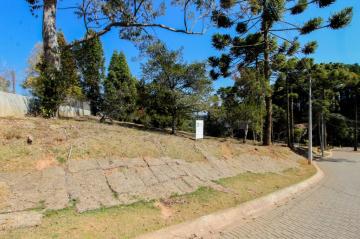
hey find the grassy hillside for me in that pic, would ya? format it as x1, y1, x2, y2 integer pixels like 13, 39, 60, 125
0, 117, 295, 172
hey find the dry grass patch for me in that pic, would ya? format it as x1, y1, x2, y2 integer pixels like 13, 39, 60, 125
1, 117, 295, 172
0, 159, 315, 239
0, 182, 9, 210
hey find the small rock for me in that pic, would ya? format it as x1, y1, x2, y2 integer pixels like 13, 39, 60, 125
27, 135, 33, 145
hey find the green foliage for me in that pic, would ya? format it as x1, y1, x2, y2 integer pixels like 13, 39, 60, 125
211, 10, 233, 28
57, 33, 83, 100
74, 31, 105, 115
329, 7, 353, 29
316, 0, 336, 8
287, 40, 300, 55
23, 33, 82, 117
212, 34, 232, 50
263, 0, 286, 23
139, 42, 212, 133
327, 113, 353, 146
206, 68, 265, 138
102, 51, 137, 121
209, 0, 352, 83
235, 23, 247, 34
301, 17, 323, 34
220, 0, 236, 9
302, 41, 318, 54
0, 76, 10, 92
293, 128, 303, 143
291, 0, 308, 15
273, 61, 360, 147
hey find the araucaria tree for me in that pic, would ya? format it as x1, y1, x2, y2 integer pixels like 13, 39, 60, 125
209, 0, 353, 145
140, 42, 212, 134
74, 31, 105, 115
103, 51, 137, 121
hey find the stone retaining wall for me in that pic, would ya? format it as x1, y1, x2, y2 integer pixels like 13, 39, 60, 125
0, 155, 297, 214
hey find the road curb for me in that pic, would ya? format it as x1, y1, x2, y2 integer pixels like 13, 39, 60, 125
136, 162, 325, 239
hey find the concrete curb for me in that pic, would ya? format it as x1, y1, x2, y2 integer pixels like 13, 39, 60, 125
136, 162, 324, 239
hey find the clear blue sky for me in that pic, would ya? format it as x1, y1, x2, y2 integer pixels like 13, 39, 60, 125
0, 0, 359, 95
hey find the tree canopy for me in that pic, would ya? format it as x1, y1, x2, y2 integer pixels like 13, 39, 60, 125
139, 42, 212, 134
209, 0, 353, 145
102, 51, 137, 121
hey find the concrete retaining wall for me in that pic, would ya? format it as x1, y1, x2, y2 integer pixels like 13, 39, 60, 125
0, 91, 91, 118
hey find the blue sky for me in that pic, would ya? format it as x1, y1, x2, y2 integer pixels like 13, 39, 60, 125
0, 0, 359, 95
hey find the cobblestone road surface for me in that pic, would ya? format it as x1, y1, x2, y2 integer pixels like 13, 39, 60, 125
216, 149, 360, 239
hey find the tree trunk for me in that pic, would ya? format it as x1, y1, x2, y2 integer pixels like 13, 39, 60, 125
243, 123, 249, 143
290, 87, 295, 147
320, 112, 325, 157
355, 93, 358, 151
286, 76, 291, 148
171, 113, 176, 135
262, 18, 272, 146
324, 119, 327, 149
43, 0, 60, 70
318, 116, 321, 147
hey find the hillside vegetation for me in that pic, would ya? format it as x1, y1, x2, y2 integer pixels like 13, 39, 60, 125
0, 116, 295, 172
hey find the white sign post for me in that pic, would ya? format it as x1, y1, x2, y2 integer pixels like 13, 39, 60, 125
195, 120, 204, 140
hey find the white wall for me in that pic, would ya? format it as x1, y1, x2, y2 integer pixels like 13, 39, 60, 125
0, 91, 91, 118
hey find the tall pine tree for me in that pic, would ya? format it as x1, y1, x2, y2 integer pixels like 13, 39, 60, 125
74, 31, 105, 115
57, 33, 82, 101
103, 51, 137, 121
209, 0, 353, 145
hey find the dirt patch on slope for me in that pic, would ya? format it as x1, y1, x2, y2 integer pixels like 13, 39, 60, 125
0, 117, 295, 172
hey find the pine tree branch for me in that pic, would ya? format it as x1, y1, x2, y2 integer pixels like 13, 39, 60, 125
284, 0, 317, 12
232, 41, 264, 48
270, 27, 300, 32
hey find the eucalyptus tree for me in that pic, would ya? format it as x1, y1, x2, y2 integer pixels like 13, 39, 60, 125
311, 64, 335, 154
273, 58, 300, 148
25, 0, 214, 73
209, 0, 353, 145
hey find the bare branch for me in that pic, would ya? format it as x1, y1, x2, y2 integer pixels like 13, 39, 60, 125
184, 0, 191, 32
68, 21, 205, 47
269, 32, 293, 44
134, 0, 145, 16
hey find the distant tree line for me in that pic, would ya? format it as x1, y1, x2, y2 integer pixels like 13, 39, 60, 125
272, 61, 360, 150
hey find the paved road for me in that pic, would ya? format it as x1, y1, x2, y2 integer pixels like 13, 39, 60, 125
216, 149, 360, 239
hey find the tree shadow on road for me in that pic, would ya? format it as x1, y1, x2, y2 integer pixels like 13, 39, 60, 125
292, 147, 357, 163
319, 157, 357, 163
